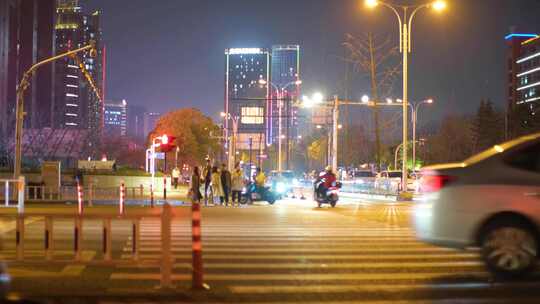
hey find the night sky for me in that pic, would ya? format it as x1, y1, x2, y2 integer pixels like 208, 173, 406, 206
84, 0, 540, 124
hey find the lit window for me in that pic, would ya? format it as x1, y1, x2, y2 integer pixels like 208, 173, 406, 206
241, 107, 264, 124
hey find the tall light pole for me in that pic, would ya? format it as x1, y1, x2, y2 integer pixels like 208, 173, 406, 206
221, 112, 239, 171
365, 0, 446, 194
331, 96, 339, 171
14, 42, 97, 178
259, 79, 302, 172
411, 99, 433, 170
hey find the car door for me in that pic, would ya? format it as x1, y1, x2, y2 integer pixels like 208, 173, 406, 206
500, 141, 540, 222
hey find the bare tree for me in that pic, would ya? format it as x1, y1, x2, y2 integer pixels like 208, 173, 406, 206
343, 33, 401, 170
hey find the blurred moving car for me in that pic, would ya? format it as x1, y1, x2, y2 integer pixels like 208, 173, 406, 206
267, 170, 298, 197
414, 133, 540, 277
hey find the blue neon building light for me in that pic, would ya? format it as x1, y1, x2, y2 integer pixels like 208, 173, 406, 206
505, 33, 538, 40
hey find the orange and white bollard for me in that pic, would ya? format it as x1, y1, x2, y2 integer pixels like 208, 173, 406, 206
163, 176, 167, 200
77, 180, 84, 215
119, 181, 125, 215
191, 199, 205, 289
150, 184, 154, 208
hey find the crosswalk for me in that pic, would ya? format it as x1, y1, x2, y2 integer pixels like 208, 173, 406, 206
108, 204, 540, 303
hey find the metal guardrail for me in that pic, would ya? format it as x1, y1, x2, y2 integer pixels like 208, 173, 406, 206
0, 205, 176, 288
0, 177, 25, 212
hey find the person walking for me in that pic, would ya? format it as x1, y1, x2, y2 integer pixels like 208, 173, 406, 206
210, 166, 223, 205
189, 166, 203, 203
231, 162, 244, 206
202, 159, 212, 205
172, 167, 180, 189
220, 163, 232, 206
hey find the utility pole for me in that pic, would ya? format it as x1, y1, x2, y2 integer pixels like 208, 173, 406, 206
368, 33, 382, 171
332, 96, 339, 171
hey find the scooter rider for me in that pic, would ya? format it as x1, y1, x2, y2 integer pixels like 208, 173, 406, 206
254, 167, 266, 191
316, 166, 336, 198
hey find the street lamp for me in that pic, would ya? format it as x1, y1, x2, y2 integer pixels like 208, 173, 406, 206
220, 111, 239, 171
14, 41, 98, 178
365, 0, 446, 195
259, 79, 302, 172
395, 98, 434, 170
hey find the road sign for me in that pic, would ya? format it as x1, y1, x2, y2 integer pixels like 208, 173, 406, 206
256, 154, 268, 159
154, 152, 165, 160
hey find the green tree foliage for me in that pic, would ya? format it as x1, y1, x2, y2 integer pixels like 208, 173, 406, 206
424, 115, 475, 165
307, 137, 327, 169
471, 99, 504, 153
149, 108, 221, 166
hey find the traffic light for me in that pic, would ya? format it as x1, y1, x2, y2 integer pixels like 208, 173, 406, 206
159, 134, 176, 152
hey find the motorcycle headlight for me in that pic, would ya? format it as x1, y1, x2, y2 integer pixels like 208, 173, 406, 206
241, 187, 247, 194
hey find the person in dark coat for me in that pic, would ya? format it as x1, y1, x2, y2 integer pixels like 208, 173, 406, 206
220, 163, 232, 206
190, 166, 203, 203
202, 159, 212, 205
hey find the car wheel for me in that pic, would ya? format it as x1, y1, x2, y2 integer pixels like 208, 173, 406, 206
480, 220, 538, 277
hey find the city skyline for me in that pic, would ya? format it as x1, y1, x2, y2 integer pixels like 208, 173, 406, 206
84, 0, 540, 124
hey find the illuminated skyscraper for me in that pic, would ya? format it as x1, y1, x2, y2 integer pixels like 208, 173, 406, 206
270, 45, 300, 168
225, 48, 270, 153
506, 32, 540, 136
53, 0, 103, 136
104, 100, 128, 138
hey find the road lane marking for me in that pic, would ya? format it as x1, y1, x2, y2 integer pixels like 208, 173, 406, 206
110, 271, 489, 281
115, 260, 483, 269
228, 282, 540, 294
135, 247, 467, 253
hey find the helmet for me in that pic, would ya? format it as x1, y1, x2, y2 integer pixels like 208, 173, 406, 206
325, 166, 332, 172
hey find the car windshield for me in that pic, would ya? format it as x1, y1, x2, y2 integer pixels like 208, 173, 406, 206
388, 172, 402, 178
280, 172, 295, 179
354, 171, 374, 177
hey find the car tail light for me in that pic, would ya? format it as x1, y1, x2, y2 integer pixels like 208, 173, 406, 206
422, 175, 455, 193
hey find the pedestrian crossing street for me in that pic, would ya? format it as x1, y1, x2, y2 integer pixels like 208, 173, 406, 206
109, 203, 540, 303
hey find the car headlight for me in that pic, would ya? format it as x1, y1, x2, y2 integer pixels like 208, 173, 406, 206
276, 182, 286, 193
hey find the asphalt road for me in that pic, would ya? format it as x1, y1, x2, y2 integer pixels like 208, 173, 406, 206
1, 196, 540, 303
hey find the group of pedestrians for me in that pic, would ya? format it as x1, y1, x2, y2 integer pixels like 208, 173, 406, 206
189, 159, 245, 206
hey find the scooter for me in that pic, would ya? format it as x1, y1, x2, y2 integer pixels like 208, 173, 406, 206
314, 180, 341, 208
240, 182, 277, 205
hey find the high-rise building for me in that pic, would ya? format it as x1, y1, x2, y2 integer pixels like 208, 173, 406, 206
127, 104, 146, 141
271, 45, 300, 168
53, 0, 103, 136
0, 0, 56, 138
225, 48, 270, 153
143, 112, 161, 139
0, 0, 18, 140
104, 100, 127, 138
506, 32, 540, 136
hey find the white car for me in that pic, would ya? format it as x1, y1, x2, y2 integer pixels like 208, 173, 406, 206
375, 171, 402, 193
414, 133, 540, 277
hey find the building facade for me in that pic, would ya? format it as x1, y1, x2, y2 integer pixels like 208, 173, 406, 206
104, 100, 127, 138
225, 48, 270, 153
143, 112, 161, 139
506, 33, 540, 136
127, 104, 146, 141
0, 0, 56, 139
53, 0, 103, 135
270, 45, 301, 169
